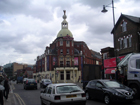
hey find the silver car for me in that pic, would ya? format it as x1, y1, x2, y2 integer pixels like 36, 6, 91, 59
40, 83, 86, 105
40, 79, 52, 88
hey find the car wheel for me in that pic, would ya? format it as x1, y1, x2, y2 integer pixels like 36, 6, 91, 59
41, 99, 45, 105
50, 102, 54, 105
130, 85, 140, 98
35, 87, 37, 90
25, 86, 27, 90
86, 91, 91, 100
104, 94, 111, 105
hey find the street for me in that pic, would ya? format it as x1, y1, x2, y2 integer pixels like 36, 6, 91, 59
11, 81, 140, 105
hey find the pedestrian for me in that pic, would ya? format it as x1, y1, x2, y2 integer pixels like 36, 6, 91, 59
0, 78, 5, 105
4, 77, 10, 101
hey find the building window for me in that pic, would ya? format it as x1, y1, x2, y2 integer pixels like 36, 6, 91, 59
72, 50, 73, 54
96, 61, 99, 65
120, 40, 122, 49
67, 49, 69, 54
60, 71, 64, 80
60, 49, 63, 54
63, 23, 67, 27
60, 40, 63, 46
129, 36, 132, 47
122, 21, 127, 32
123, 38, 127, 48
66, 61, 70, 67
66, 41, 70, 47
66, 71, 70, 80
60, 61, 63, 67
103, 53, 108, 59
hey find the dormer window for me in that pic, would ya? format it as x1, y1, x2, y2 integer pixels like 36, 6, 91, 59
121, 20, 127, 32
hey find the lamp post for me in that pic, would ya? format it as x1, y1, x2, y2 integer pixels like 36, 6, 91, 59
101, 0, 118, 80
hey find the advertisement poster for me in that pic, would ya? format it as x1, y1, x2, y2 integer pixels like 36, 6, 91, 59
104, 56, 125, 68
53, 57, 56, 66
74, 57, 78, 65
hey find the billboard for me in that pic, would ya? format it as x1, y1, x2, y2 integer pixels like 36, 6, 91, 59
104, 56, 125, 68
53, 57, 56, 66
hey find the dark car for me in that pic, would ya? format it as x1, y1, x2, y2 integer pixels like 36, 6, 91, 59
85, 79, 135, 105
23, 79, 37, 90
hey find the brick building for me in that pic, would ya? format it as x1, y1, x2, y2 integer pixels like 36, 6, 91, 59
3, 62, 28, 78
112, 14, 140, 56
101, 14, 140, 78
33, 10, 101, 83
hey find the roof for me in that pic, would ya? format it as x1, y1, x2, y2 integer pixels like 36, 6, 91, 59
90, 50, 101, 59
111, 14, 140, 34
57, 28, 73, 38
49, 83, 77, 87
123, 14, 140, 23
57, 10, 73, 38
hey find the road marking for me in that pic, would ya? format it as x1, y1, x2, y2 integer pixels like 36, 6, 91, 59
14, 93, 26, 105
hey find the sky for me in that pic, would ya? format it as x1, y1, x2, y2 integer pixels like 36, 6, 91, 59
0, 0, 140, 66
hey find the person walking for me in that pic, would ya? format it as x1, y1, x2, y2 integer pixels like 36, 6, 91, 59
4, 77, 10, 101
0, 79, 5, 105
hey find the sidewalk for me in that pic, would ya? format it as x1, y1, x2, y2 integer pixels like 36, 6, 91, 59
4, 92, 16, 105
4, 82, 17, 105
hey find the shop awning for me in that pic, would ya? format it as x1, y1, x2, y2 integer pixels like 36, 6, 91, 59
105, 68, 116, 74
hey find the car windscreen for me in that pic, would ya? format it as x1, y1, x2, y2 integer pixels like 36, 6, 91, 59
56, 85, 82, 94
103, 81, 124, 88
45, 80, 51, 82
28, 79, 35, 82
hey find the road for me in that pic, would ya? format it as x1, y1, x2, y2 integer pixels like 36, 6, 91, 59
11, 81, 140, 105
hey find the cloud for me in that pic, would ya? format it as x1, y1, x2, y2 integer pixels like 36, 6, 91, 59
0, 0, 140, 65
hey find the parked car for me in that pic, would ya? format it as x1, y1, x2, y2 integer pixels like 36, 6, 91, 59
40, 79, 52, 88
85, 79, 135, 105
23, 79, 37, 90
40, 83, 86, 105
23, 78, 28, 84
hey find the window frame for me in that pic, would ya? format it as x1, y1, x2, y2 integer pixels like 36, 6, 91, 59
122, 21, 127, 32
129, 36, 132, 47
60, 40, 63, 46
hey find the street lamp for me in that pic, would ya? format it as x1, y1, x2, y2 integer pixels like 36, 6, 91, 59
101, 0, 118, 80
101, 0, 115, 28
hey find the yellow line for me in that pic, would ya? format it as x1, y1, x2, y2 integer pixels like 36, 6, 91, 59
15, 93, 26, 105
14, 93, 22, 105
16, 93, 26, 105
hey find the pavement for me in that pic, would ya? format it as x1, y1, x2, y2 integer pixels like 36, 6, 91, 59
4, 92, 16, 105
3, 81, 83, 105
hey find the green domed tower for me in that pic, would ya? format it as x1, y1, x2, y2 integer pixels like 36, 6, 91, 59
57, 10, 73, 38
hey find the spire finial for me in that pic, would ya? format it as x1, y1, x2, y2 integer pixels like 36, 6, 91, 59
63, 10, 67, 19
63, 10, 66, 15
